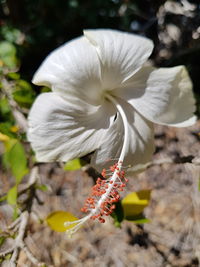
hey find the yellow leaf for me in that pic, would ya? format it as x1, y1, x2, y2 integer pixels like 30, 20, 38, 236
10, 125, 19, 133
122, 190, 151, 217
46, 211, 78, 232
0, 132, 10, 142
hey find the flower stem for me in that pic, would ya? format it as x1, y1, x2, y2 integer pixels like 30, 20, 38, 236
105, 94, 129, 164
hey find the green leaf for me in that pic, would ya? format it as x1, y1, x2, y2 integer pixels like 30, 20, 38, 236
0, 41, 16, 56
0, 195, 7, 202
64, 158, 87, 171
40, 86, 51, 93
125, 213, 150, 224
9, 141, 29, 183
3, 139, 29, 183
12, 206, 19, 220
13, 89, 35, 108
0, 236, 6, 246
1, 25, 23, 44
16, 79, 33, 91
7, 72, 20, 80
198, 179, 200, 192
0, 98, 11, 116
13, 80, 35, 108
35, 184, 48, 192
7, 185, 17, 205
2, 139, 17, 168
111, 201, 124, 227
0, 41, 18, 68
122, 190, 151, 218
0, 98, 15, 128
0, 123, 16, 138
46, 211, 78, 232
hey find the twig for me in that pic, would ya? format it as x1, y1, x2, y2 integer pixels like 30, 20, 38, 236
1, 71, 47, 266
1, 77, 28, 132
0, 212, 28, 261
0, 167, 44, 266
18, 166, 39, 195
0, 211, 43, 266
0, 166, 39, 200
129, 155, 200, 172
23, 245, 43, 266
10, 211, 28, 264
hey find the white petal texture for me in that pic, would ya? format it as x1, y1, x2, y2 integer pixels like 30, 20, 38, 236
28, 92, 115, 162
28, 29, 196, 172
84, 29, 153, 89
114, 65, 196, 127
91, 98, 155, 172
32, 36, 103, 105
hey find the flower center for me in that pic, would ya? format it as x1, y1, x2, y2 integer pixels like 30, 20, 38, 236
64, 93, 129, 235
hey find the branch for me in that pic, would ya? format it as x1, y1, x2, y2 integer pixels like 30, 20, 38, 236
1, 77, 28, 132
149, 155, 200, 167
0, 167, 44, 266
0, 212, 43, 266
0, 167, 39, 203
10, 211, 29, 264
126, 155, 200, 173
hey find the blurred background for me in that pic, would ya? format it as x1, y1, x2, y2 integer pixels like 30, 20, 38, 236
0, 0, 200, 106
0, 1, 200, 266
1, 0, 200, 98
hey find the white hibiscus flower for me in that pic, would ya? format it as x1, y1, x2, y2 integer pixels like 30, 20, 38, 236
28, 29, 196, 233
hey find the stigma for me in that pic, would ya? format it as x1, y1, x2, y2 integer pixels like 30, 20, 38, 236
81, 162, 128, 223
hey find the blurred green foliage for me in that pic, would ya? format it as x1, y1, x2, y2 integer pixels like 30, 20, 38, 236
0, 41, 18, 68
3, 138, 29, 183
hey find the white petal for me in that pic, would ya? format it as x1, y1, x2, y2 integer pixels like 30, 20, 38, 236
113, 65, 155, 99
27, 93, 115, 162
91, 98, 155, 172
32, 37, 103, 105
84, 29, 153, 89
116, 66, 196, 127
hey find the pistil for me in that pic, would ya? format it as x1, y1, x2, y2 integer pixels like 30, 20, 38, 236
64, 94, 129, 235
